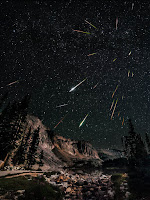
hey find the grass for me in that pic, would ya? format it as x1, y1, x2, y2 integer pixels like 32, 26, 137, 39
111, 173, 127, 200
127, 171, 150, 200
0, 175, 63, 200
112, 171, 150, 200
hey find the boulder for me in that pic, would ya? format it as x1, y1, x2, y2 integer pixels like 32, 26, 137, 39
66, 187, 72, 193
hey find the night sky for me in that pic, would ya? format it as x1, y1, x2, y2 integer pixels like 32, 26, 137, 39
1, 1, 150, 149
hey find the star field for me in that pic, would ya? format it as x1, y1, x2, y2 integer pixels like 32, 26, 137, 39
1, 1, 150, 149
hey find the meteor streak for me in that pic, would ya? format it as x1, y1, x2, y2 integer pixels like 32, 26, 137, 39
128, 51, 132, 55
7, 80, 19, 86
122, 117, 124, 126
128, 70, 130, 77
69, 78, 87, 92
56, 104, 68, 108
116, 17, 118, 30
85, 20, 97, 29
112, 85, 118, 98
113, 58, 117, 62
54, 113, 68, 129
87, 53, 97, 56
79, 114, 89, 127
110, 100, 115, 110
93, 82, 99, 89
1, 80, 20, 89
73, 29, 91, 34
111, 98, 118, 120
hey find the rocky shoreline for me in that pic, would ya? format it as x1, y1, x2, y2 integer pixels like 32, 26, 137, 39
44, 170, 122, 200
0, 167, 131, 200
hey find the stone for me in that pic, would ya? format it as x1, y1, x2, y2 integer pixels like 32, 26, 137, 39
108, 190, 115, 199
90, 187, 95, 192
76, 170, 83, 174
76, 180, 84, 186
97, 191, 105, 196
85, 191, 92, 196
66, 187, 72, 193
65, 194, 70, 198
16, 190, 25, 194
104, 194, 108, 198
120, 186, 125, 191
125, 191, 131, 198
59, 175, 64, 180
70, 191, 76, 196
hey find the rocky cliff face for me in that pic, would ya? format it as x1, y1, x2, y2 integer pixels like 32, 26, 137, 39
51, 134, 100, 163
6, 115, 102, 170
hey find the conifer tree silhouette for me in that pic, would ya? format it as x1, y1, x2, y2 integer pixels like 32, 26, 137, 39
122, 119, 147, 167
145, 132, 150, 153
27, 127, 40, 168
0, 94, 30, 161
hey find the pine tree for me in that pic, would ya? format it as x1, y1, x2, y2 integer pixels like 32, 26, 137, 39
8, 95, 31, 164
23, 127, 32, 166
0, 94, 30, 161
0, 102, 15, 159
145, 133, 150, 153
27, 127, 40, 168
13, 125, 31, 165
0, 92, 8, 110
122, 119, 147, 166
135, 133, 147, 160
39, 150, 44, 166
13, 137, 25, 165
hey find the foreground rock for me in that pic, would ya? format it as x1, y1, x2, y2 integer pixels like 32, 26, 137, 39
44, 171, 115, 200
0, 169, 131, 199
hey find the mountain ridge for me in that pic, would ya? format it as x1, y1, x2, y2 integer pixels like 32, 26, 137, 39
3, 114, 102, 171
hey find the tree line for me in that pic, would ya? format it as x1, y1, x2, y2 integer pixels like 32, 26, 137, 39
122, 119, 150, 167
0, 93, 41, 168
